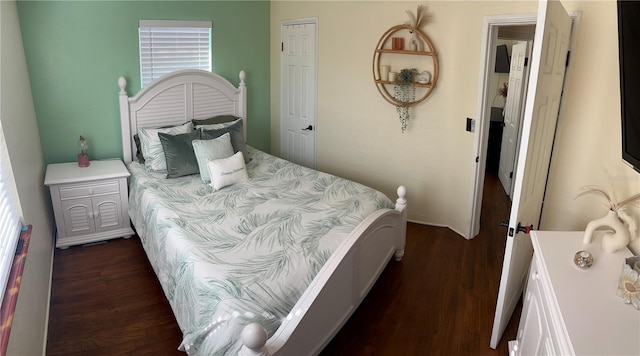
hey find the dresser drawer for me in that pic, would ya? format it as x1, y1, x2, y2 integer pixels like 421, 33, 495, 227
58, 180, 120, 200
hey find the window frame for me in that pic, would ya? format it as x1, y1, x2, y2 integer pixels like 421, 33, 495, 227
138, 20, 213, 88
0, 123, 23, 304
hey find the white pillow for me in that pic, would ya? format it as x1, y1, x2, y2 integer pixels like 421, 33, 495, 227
138, 122, 193, 171
206, 151, 248, 190
192, 132, 235, 183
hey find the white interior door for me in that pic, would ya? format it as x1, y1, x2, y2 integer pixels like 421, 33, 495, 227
490, 0, 572, 348
498, 41, 529, 198
280, 22, 317, 168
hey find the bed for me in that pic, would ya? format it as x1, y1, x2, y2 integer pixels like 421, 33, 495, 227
118, 69, 407, 355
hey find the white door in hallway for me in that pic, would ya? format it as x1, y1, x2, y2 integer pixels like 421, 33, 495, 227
490, 0, 572, 348
281, 21, 317, 168
498, 41, 529, 198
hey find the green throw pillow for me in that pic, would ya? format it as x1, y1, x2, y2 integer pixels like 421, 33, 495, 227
133, 134, 145, 164
158, 130, 201, 178
192, 115, 240, 126
138, 122, 194, 172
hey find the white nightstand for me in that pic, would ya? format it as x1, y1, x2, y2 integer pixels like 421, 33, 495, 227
44, 159, 134, 249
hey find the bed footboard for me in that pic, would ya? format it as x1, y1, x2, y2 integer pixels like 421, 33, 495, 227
239, 186, 407, 356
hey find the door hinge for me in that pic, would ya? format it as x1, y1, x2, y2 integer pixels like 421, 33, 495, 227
281, 42, 284, 52
475, 156, 480, 163
565, 51, 571, 67
524, 57, 528, 66
509, 171, 513, 179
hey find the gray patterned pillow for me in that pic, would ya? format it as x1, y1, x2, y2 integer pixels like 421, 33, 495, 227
192, 132, 235, 183
138, 122, 193, 171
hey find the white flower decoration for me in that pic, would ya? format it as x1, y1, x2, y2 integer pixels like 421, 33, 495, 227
617, 263, 640, 310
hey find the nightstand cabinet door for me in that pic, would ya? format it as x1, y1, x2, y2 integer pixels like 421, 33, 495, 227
60, 198, 95, 236
60, 194, 124, 237
93, 194, 123, 232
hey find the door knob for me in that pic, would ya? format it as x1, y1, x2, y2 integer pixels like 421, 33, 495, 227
302, 125, 313, 131
516, 223, 533, 234
507, 222, 534, 236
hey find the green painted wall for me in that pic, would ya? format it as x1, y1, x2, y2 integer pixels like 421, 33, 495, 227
17, 1, 270, 165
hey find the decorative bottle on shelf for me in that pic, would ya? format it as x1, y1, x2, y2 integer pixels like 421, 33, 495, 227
409, 30, 423, 52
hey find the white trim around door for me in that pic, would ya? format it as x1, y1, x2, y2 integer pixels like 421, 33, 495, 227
466, 11, 581, 239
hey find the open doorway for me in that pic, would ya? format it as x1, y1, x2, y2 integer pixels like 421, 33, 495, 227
478, 3, 579, 347
483, 25, 535, 218
469, 9, 579, 241
466, 14, 539, 239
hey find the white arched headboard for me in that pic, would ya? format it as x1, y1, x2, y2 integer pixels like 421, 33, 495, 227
118, 69, 246, 164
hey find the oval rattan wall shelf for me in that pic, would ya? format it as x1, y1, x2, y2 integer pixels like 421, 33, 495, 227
372, 24, 439, 107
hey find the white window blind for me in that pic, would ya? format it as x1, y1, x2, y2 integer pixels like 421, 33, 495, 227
0, 123, 22, 304
139, 20, 212, 87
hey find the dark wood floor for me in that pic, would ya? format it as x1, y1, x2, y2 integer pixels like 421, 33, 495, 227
46, 173, 518, 355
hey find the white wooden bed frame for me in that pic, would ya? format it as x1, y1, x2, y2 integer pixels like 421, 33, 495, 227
117, 69, 407, 355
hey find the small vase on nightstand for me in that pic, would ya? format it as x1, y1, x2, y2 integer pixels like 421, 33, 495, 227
77, 135, 90, 167
78, 153, 90, 167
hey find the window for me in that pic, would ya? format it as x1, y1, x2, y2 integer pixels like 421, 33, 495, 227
0, 123, 22, 304
139, 20, 212, 87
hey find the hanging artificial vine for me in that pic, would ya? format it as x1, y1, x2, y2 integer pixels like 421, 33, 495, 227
391, 4, 433, 133
394, 68, 418, 133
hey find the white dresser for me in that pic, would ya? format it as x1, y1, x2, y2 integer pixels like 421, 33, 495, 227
44, 159, 134, 249
510, 230, 639, 355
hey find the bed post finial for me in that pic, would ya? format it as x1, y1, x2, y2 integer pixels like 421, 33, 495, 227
396, 186, 407, 210
118, 76, 133, 164
118, 77, 127, 95
238, 70, 247, 139
239, 70, 246, 87
238, 323, 268, 356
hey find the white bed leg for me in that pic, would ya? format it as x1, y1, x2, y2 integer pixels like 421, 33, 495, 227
394, 185, 407, 261
238, 323, 268, 356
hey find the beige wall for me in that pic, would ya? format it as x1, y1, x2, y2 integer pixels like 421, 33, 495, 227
271, 0, 640, 248
1, 0, 54, 354
544, 0, 640, 252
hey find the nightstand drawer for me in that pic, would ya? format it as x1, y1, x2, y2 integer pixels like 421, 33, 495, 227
59, 180, 120, 200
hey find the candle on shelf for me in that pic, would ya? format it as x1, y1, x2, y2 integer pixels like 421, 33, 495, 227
392, 37, 404, 50
388, 71, 397, 82
380, 65, 390, 81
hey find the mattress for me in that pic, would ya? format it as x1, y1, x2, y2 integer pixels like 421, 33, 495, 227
127, 146, 394, 355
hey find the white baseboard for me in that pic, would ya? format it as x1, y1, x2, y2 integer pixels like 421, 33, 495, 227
406, 218, 470, 239
41, 229, 55, 356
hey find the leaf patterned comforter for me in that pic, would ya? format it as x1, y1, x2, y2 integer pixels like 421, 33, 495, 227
128, 146, 395, 355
